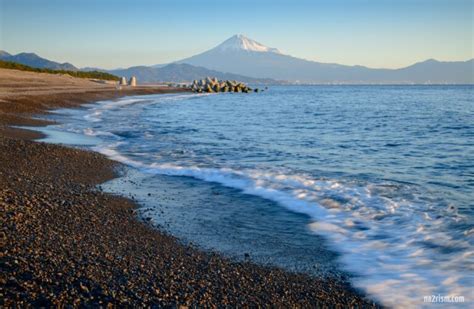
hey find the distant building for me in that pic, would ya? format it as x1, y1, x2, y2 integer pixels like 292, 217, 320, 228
119, 76, 127, 85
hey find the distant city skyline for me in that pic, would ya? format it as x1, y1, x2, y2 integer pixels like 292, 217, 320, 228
1, 0, 472, 69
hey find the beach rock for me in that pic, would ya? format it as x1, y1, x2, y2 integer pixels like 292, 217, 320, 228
205, 85, 213, 93
188, 77, 258, 94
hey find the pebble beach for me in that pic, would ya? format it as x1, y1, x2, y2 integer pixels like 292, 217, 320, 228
0, 68, 379, 307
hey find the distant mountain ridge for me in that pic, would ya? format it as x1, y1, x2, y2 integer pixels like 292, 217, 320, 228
0, 50, 78, 71
2, 40, 472, 84
110, 63, 279, 84
176, 35, 474, 84
0, 49, 278, 83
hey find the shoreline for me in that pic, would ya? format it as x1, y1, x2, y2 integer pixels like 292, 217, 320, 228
0, 69, 379, 306
0, 68, 187, 139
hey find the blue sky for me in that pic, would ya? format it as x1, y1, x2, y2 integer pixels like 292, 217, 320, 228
1, 0, 472, 69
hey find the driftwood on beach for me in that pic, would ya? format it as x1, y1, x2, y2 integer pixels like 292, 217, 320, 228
190, 77, 259, 93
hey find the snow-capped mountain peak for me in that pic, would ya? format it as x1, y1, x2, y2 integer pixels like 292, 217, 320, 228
213, 34, 281, 53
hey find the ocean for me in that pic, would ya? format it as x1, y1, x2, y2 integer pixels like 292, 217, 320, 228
36, 85, 473, 308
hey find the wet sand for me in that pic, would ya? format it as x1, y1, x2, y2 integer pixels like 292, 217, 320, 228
0, 68, 379, 307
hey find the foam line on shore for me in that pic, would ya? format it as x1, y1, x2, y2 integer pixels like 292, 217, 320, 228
93, 145, 473, 308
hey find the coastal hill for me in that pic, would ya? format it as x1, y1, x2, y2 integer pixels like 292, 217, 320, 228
0, 50, 77, 71
0, 60, 119, 81
176, 34, 474, 84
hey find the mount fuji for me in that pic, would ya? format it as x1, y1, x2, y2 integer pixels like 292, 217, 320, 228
176, 34, 473, 84
210, 34, 282, 54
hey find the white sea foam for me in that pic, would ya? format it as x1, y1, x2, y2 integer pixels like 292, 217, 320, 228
82, 128, 121, 139
81, 94, 208, 123
92, 145, 473, 308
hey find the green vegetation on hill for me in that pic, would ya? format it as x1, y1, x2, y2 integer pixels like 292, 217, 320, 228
0, 60, 119, 81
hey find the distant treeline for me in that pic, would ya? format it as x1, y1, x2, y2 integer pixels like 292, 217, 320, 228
0, 60, 119, 81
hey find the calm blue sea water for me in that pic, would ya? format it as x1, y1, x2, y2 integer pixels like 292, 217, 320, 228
39, 85, 473, 308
